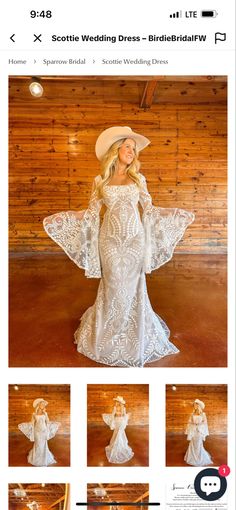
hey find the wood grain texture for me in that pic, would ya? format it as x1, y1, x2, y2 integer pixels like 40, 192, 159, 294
166, 384, 227, 434
8, 384, 70, 434
9, 76, 227, 253
87, 384, 149, 426
87, 483, 149, 505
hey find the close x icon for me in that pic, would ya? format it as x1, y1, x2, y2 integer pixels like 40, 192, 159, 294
33, 34, 42, 42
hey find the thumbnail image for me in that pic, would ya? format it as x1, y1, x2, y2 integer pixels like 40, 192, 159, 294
9, 483, 70, 509
166, 384, 227, 466
87, 384, 149, 466
8, 384, 70, 466
87, 484, 149, 509
9, 75, 227, 368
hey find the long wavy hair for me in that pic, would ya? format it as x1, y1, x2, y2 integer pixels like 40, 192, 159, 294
96, 138, 142, 198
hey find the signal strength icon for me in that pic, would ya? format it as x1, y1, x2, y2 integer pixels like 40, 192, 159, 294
169, 11, 182, 18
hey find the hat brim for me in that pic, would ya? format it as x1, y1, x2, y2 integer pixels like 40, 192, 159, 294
194, 399, 205, 410
95, 126, 150, 161
33, 398, 48, 408
113, 397, 126, 405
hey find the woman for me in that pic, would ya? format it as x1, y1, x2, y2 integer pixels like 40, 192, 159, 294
102, 395, 134, 464
184, 399, 213, 467
44, 126, 194, 367
18, 398, 60, 466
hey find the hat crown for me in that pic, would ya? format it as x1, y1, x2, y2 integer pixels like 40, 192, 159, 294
113, 395, 126, 404
194, 398, 205, 409
33, 398, 48, 408
95, 126, 150, 161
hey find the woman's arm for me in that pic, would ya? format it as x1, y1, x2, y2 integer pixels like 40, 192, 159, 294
185, 414, 196, 439
198, 412, 210, 439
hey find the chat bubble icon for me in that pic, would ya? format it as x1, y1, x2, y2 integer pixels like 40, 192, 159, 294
200, 476, 220, 496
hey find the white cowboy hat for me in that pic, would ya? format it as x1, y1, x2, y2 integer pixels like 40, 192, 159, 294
194, 399, 205, 410
33, 398, 48, 409
113, 395, 126, 405
95, 126, 150, 161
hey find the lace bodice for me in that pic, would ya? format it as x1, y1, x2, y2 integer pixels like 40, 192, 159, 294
33, 413, 49, 431
191, 414, 206, 425
87, 175, 153, 217
18, 413, 60, 442
103, 183, 139, 206
185, 412, 209, 440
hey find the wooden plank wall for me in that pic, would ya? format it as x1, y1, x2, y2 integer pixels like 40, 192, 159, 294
9, 484, 65, 510
8, 384, 70, 434
9, 77, 227, 254
166, 384, 227, 434
87, 384, 149, 426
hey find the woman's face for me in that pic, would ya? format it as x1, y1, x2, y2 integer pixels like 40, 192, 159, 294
194, 403, 201, 413
38, 401, 46, 411
118, 138, 136, 166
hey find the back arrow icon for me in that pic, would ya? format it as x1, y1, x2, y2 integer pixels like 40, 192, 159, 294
10, 34, 15, 42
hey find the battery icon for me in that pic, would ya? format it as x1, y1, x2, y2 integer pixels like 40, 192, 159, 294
201, 10, 218, 17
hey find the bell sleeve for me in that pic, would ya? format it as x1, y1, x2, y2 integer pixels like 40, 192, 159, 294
43, 176, 103, 278
185, 414, 196, 441
102, 406, 116, 430
18, 414, 35, 442
47, 423, 61, 439
120, 411, 130, 430
43, 411, 60, 439
197, 413, 210, 440
139, 174, 195, 273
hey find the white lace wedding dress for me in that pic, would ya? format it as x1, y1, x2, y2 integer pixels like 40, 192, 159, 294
184, 412, 213, 466
44, 174, 194, 367
102, 407, 134, 463
18, 412, 60, 466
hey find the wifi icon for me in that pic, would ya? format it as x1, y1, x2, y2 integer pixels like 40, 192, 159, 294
169, 11, 182, 18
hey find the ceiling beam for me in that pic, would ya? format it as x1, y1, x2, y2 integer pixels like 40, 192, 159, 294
9, 75, 227, 82
140, 81, 158, 108
134, 491, 149, 503
48, 495, 65, 508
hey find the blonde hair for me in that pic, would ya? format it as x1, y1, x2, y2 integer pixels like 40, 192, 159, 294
96, 138, 142, 198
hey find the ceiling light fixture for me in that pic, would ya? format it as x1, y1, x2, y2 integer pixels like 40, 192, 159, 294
14, 489, 26, 498
29, 77, 44, 97
94, 488, 107, 497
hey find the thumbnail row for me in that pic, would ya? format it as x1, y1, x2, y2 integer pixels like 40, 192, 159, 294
8, 383, 227, 467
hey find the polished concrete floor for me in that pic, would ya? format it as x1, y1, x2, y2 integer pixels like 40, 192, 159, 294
9, 253, 227, 367
166, 433, 227, 467
9, 434, 70, 467
87, 425, 149, 466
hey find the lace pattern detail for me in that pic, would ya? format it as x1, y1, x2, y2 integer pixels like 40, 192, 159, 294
43, 177, 103, 278
44, 174, 194, 367
184, 413, 213, 466
139, 174, 195, 272
102, 410, 134, 464
18, 413, 60, 466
